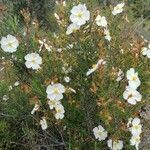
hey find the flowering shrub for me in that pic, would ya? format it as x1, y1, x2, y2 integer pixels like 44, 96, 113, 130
0, 0, 149, 149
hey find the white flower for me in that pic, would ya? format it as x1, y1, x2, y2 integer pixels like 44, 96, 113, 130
70, 4, 90, 26
95, 15, 107, 27
54, 13, 60, 20
0, 34, 19, 53
53, 33, 59, 39
31, 104, 40, 114
127, 117, 142, 149
46, 83, 65, 101
129, 118, 142, 136
48, 99, 61, 110
116, 69, 124, 82
86, 65, 97, 76
93, 125, 108, 141
142, 44, 150, 58
104, 28, 111, 41
14, 81, 20, 86
130, 135, 141, 150
12, 54, 17, 60
38, 39, 52, 52
40, 117, 48, 130
62, 65, 72, 74
126, 68, 141, 89
23, 31, 26, 36
66, 44, 74, 49
55, 0, 59, 5
105, 34, 111, 41
120, 49, 124, 54
107, 139, 123, 150
68, 87, 76, 93
54, 13, 62, 24
127, 117, 133, 128
64, 76, 71, 83
54, 104, 65, 119
123, 86, 142, 105
56, 0, 66, 6
112, 3, 125, 15
24, 53, 42, 70
8, 85, 13, 91
44, 44, 52, 52
86, 59, 106, 76
63, 1, 66, 7
66, 23, 80, 35
57, 48, 62, 53
2, 95, 9, 101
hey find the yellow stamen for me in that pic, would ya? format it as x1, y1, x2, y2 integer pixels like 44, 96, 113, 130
92, 64, 97, 69
98, 131, 102, 135
53, 88, 59, 94
57, 109, 61, 113
72, 28, 77, 32
31, 59, 36, 64
134, 125, 139, 129
132, 76, 137, 81
8, 42, 13, 47
77, 12, 82, 18
128, 94, 133, 99
51, 101, 56, 105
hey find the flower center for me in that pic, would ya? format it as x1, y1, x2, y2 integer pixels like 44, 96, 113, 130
97, 131, 102, 135
8, 42, 13, 47
72, 28, 77, 32
92, 64, 97, 69
132, 76, 137, 81
135, 137, 140, 142
57, 109, 61, 113
31, 59, 36, 64
128, 94, 133, 99
134, 125, 139, 130
77, 12, 83, 18
51, 100, 56, 105
113, 142, 118, 148
116, 6, 121, 11
54, 88, 59, 94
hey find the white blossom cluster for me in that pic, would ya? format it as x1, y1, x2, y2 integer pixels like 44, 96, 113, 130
40, 117, 48, 130
36, 83, 66, 130
127, 117, 142, 150
112, 3, 125, 16
123, 68, 142, 105
141, 43, 150, 58
95, 3, 125, 42
46, 83, 65, 120
107, 139, 123, 150
93, 125, 108, 141
95, 14, 111, 41
86, 59, 106, 76
66, 4, 90, 35
93, 125, 124, 150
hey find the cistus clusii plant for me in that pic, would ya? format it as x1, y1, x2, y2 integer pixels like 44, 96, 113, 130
0, 0, 149, 150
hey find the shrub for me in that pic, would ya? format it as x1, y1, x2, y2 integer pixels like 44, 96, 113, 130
0, 0, 149, 149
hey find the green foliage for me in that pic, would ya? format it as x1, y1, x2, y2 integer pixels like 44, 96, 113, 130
0, 0, 150, 150
128, 0, 150, 18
